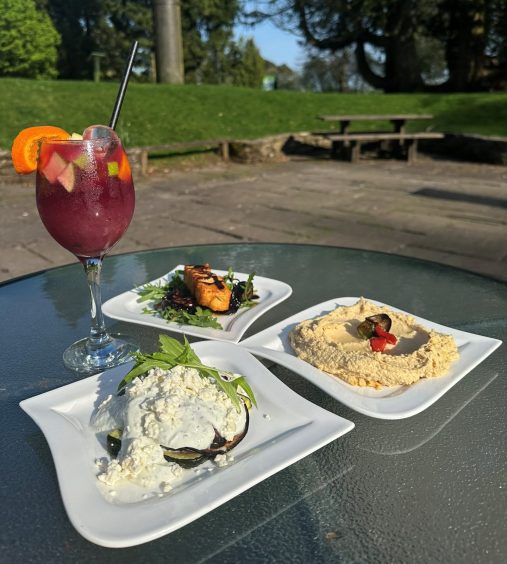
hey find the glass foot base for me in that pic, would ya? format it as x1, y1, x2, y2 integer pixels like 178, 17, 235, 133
63, 333, 139, 375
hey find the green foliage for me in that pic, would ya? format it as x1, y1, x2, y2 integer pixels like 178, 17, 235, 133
80, 0, 153, 81
252, 0, 507, 92
488, 0, 507, 64
43, 0, 153, 80
228, 38, 265, 88
301, 51, 357, 92
0, 0, 60, 79
39, 0, 262, 86
118, 335, 257, 411
1, 78, 506, 149
179, 0, 265, 86
265, 62, 300, 90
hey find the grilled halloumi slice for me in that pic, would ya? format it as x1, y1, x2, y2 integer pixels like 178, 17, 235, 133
184, 264, 232, 312
184, 264, 211, 295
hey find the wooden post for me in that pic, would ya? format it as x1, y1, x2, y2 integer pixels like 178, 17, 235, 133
219, 141, 229, 162
141, 150, 149, 175
340, 120, 351, 134
392, 119, 405, 151
350, 141, 361, 163
91, 51, 105, 82
331, 140, 340, 159
340, 120, 351, 155
392, 119, 406, 134
406, 139, 418, 163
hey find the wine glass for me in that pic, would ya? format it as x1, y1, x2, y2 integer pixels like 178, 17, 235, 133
35, 125, 138, 374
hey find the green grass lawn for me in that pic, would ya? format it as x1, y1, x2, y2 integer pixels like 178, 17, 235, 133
0, 78, 505, 149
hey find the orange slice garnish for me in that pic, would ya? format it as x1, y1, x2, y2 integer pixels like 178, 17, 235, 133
118, 152, 132, 181
11, 126, 70, 174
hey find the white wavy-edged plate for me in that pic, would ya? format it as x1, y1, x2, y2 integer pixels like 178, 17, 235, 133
102, 265, 292, 343
20, 341, 354, 548
241, 297, 502, 420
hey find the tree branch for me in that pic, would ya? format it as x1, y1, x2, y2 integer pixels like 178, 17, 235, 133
360, 28, 388, 48
294, 0, 357, 50
354, 41, 386, 90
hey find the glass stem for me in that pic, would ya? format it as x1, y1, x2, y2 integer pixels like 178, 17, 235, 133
83, 257, 110, 350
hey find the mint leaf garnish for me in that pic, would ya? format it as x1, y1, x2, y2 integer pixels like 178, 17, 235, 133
118, 335, 257, 411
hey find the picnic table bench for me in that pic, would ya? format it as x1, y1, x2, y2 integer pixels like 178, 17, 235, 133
317, 114, 443, 163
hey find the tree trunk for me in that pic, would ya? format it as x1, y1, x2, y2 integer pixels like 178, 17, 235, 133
355, 0, 423, 92
153, 0, 184, 84
444, 0, 487, 91
383, 35, 423, 92
383, 0, 423, 92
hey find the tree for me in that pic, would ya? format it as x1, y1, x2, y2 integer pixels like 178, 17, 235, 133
301, 50, 361, 91
264, 61, 301, 90
245, 0, 429, 92
489, 0, 507, 66
229, 38, 265, 87
43, 0, 240, 83
0, 0, 60, 78
181, 1, 265, 86
182, 0, 239, 83
244, 0, 507, 92
42, 0, 152, 80
414, 34, 447, 86
152, 0, 184, 83
428, 0, 507, 90
40, 0, 266, 87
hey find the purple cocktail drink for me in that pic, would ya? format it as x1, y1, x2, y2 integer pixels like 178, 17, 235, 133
35, 126, 138, 374
36, 137, 135, 259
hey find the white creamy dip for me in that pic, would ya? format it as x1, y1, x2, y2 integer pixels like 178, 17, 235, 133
92, 365, 247, 493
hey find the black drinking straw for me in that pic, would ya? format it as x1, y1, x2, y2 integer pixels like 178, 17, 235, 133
109, 40, 139, 130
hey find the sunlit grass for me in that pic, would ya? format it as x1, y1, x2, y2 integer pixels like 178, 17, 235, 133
0, 78, 505, 149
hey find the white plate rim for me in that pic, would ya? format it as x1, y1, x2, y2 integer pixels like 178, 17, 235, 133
102, 265, 292, 343
19, 341, 354, 548
240, 297, 502, 420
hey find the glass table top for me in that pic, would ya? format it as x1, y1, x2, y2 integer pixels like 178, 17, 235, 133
1, 244, 505, 562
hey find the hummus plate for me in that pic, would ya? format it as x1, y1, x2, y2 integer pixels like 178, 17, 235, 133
241, 297, 502, 420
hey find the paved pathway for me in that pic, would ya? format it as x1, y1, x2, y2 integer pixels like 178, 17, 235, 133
1, 156, 506, 283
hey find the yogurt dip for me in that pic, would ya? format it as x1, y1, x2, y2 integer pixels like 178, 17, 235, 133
92, 365, 248, 493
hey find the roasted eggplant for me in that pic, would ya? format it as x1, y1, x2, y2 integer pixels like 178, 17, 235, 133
357, 313, 393, 339
106, 399, 250, 469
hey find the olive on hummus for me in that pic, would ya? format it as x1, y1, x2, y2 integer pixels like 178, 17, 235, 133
288, 298, 459, 388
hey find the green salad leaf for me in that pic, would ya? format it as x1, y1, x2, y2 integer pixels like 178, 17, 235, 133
223, 266, 235, 290
239, 272, 257, 308
136, 281, 171, 303
118, 335, 257, 411
143, 305, 222, 329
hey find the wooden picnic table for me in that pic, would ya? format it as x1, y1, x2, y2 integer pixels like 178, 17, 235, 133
317, 114, 442, 162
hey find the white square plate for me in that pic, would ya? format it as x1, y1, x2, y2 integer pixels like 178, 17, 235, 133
102, 265, 292, 343
20, 341, 354, 548
241, 297, 502, 420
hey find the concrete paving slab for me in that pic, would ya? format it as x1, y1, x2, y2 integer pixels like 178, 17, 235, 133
0, 156, 505, 283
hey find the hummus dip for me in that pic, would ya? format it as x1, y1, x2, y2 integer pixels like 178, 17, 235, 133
289, 298, 459, 388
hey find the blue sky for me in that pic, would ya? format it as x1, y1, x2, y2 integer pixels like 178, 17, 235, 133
234, 19, 306, 70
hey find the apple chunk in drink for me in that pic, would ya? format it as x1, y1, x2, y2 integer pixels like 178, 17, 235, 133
36, 129, 134, 259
